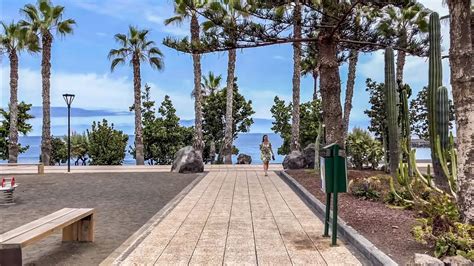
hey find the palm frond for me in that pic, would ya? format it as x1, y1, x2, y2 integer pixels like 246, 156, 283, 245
110, 57, 126, 72
147, 47, 163, 57
164, 15, 184, 26
114, 33, 128, 47
20, 4, 40, 23
108, 48, 130, 59
57, 19, 75, 35
149, 56, 164, 70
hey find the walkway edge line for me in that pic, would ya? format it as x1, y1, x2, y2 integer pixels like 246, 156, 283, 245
100, 172, 206, 266
279, 170, 398, 266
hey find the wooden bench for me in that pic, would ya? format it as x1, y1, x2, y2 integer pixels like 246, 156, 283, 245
0, 208, 95, 265
0, 163, 44, 174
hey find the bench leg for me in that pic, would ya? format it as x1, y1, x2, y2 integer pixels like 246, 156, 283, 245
62, 214, 95, 242
0, 247, 22, 266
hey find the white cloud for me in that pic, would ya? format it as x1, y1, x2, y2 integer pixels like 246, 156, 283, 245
0, 67, 196, 119
272, 55, 287, 61
145, 12, 189, 37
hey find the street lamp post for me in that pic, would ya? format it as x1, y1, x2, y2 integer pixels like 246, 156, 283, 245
63, 94, 75, 173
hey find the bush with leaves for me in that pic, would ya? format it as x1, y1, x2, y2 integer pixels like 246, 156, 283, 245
0, 102, 34, 160
346, 128, 383, 170
202, 78, 254, 163
67, 132, 89, 165
412, 195, 473, 260
270, 97, 322, 155
87, 119, 128, 165
50, 136, 67, 165
131, 85, 193, 165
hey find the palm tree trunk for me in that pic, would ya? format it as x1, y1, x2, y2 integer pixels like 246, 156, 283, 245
312, 68, 318, 101
8, 49, 19, 163
223, 47, 236, 164
291, 0, 302, 152
191, 13, 204, 153
396, 31, 407, 83
40, 31, 52, 165
447, 0, 473, 223
132, 54, 144, 165
342, 50, 359, 141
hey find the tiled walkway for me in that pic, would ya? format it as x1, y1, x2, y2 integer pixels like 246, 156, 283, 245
114, 170, 362, 265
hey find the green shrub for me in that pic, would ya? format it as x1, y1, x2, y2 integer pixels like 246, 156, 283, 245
412, 195, 474, 260
50, 136, 67, 166
87, 119, 128, 165
346, 128, 383, 169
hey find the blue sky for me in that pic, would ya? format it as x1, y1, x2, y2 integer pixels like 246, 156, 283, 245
1, 0, 451, 135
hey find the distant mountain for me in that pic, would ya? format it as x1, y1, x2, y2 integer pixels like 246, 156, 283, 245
30, 106, 130, 118
179, 118, 274, 133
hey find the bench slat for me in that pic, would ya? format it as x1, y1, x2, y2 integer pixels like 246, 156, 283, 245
1, 208, 94, 248
0, 208, 76, 243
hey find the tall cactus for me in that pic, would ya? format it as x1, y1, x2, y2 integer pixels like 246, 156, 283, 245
427, 12, 446, 183
436, 86, 449, 149
400, 84, 412, 175
384, 47, 399, 176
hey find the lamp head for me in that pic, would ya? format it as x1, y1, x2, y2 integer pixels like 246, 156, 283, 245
62, 94, 75, 106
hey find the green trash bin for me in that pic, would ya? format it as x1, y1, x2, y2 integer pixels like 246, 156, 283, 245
319, 143, 347, 246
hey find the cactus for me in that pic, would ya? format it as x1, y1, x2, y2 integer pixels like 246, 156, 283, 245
384, 47, 400, 176
436, 86, 449, 149
399, 83, 412, 175
427, 12, 446, 182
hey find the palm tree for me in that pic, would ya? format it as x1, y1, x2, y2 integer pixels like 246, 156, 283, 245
108, 26, 164, 165
20, 0, 75, 164
201, 71, 222, 96
213, 0, 246, 164
446, 0, 473, 223
301, 43, 319, 101
376, 3, 430, 83
291, 0, 302, 152
0, 21, 39, 163
165, 0, 208, 153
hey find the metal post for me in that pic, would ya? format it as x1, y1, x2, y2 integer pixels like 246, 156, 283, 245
67, 104, 71, 173
331, 145, 339, 246
323, 192, 331, 237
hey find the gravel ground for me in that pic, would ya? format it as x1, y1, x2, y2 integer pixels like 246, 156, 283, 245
287, 169, 431, 265
0, 172, 199, 265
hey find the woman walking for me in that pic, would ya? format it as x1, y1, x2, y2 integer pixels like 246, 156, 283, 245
260, 134, 275, 176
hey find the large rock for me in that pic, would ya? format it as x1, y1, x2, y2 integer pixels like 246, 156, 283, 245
408, 254, 443, 266
236, 154, 252, 164
171, 146, 204, 173
282, 151, 307, 169
443, 255, 472, 266
303, 143, 316, 169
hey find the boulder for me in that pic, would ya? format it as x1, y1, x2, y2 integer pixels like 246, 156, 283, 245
408, 254, 443, 266
443, 255, 472, 266
171, 146, 204, 173
303, 143, 316, 169
236, 154, 252, 164
282, 151, 306, 169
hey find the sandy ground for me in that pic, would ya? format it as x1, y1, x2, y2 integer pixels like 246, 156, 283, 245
0, 172, 199, 265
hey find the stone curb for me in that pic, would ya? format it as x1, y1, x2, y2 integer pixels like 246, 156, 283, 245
279, 170, 398, 266
100, 172, 206, 265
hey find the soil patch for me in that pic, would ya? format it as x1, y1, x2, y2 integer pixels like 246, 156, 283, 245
287, 169, 431, 264
0, 172, 198, 265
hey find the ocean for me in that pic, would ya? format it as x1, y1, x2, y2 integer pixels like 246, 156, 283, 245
0, 133, 432, 165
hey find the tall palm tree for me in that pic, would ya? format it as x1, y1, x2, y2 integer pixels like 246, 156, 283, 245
0, 21, 39, 163
301, 43, 319, 101
446, 0, 473, 223
291, 0, 302, 152
201, 71, 222, 96
165, 0, 208, 153
376, 2, 430, 83
20, 0, 75, 164
108, 26, 164, 165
